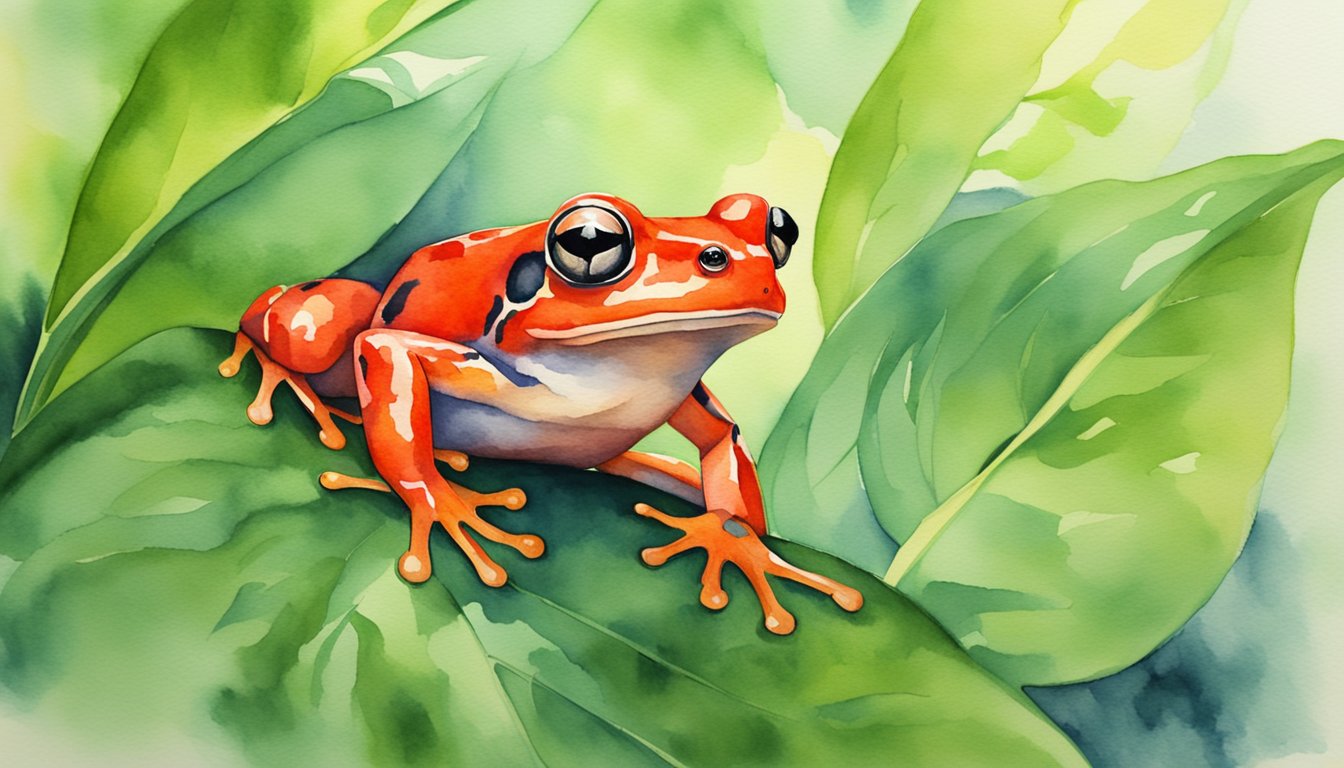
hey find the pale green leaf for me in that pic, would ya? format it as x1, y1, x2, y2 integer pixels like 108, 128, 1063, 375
44, 0, 455, 324
972, 0, 1247, 193
812, 0, 1081, 329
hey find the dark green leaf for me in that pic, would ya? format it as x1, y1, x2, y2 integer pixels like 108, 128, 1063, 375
0, 329, 1086, 765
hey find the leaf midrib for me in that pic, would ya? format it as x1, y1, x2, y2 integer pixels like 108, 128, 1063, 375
884, 287, 1164, 586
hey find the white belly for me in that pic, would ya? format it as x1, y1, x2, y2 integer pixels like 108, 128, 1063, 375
429, 394, 653, 467
429, 333, 729, 467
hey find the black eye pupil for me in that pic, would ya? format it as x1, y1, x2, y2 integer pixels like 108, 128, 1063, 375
700, 246, 728, 270
546, 203, 635, 285
556, 228, 626, 258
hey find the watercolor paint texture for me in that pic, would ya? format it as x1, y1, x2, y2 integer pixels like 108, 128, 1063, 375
0, 1, 1340, 765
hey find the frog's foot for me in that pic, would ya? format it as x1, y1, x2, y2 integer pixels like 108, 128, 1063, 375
219, 331, 360, 450
318, 462, 539, 587
634, 503, 863, 635
399, 480, 539, 587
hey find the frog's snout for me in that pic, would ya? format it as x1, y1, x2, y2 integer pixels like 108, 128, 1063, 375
767, 206, 797, 269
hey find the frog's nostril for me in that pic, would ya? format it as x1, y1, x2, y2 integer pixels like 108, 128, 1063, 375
766, 206, 797, 269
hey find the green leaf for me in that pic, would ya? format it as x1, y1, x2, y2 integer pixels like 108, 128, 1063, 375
760, 140, 1344, 686
0, 0, 197, 298
811, 0, 1081, 329
751, 0, 918, 135
973, 0, 1248, 193
0, 329, 1087, 766
42, 0, 454, 327
0, 274, 43, 461
888, 169, 1343, 687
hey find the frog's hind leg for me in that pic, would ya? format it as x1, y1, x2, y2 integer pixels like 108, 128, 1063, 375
221, 279, 379, 450
221, 333, 361, 449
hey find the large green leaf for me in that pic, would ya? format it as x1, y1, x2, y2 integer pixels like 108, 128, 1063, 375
811, 0, 1081, 329
760, 141, 1344, 685
42, 0, 453, 327
972, 0, 1247, 194
888, 171, 1342, 687
15, 0, 471, 424
0, 328, 1086, 766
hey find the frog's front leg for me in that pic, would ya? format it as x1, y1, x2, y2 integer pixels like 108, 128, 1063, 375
354, 329, 543, 586
628, 382, 863, 635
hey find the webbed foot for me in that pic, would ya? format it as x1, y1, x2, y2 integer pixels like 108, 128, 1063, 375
634, 503, 862, 635
220, 331, 360, 450
320, 454, 541, 587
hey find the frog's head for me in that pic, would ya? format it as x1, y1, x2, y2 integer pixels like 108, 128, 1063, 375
520, 193, 795, 349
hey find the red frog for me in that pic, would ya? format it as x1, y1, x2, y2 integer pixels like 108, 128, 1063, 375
219, 193, 862, 634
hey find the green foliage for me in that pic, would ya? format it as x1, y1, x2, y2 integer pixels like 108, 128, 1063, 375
19, 0, 457, 423
761, 141, 1344, 685
809, 0, 1253, 329
811, 0, 1082, 329
0, 276, 44, 461
0, 329, 1084, 766
3, 0, 1338, 762
977, 0, 1247, 193
43, 0, 452, 325
749, 0, 917, 135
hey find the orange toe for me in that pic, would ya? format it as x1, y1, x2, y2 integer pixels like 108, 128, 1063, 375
634, 504, 862, 635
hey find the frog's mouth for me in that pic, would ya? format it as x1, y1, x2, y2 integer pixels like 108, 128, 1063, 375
527, 308, 780, 345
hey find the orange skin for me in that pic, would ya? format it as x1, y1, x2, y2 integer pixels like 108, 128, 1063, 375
220, 193, 861, 635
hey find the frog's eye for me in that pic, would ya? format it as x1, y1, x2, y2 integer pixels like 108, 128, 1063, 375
698, 246, 729, 273
546, 203, 635, 286
766, 206, 798, 269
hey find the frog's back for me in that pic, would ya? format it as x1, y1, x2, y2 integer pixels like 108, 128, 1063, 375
372, 221, 549, 345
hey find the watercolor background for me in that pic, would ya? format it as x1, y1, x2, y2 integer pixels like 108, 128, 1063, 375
0, 0, 1340, 765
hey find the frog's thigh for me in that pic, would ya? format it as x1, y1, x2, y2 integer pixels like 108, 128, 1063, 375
597, 451, 703, 506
